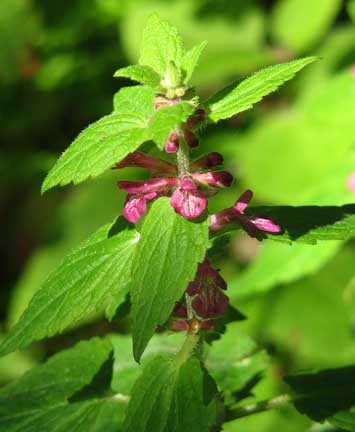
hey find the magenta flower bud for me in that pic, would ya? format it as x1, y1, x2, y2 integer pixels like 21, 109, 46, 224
192, 171, 233, 188
190, 152, 224, 171
186, 109, 206, 129
114, 152, 176, 175
210, 189, 281, 238
347, 172, 355, 192
165, 130, 180, 153
184, 130, 199, 148
170, 177, 207, 219
170, 320, 190, 332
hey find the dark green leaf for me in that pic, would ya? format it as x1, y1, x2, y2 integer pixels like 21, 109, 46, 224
130, 198, 209, 361
0, 220, 139, 356
286, 366, 355, 430
123, 354, 217, 432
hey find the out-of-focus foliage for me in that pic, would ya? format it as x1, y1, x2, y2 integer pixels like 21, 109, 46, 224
1, 0, 354, 430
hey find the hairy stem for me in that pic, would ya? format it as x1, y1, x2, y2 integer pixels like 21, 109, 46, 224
226, 394, 292, 421
176, 134, 190, 177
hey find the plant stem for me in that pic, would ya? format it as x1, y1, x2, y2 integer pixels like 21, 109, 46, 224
175, 328, 200, 366
226, 394, 292, 421
176, 134, 190, 177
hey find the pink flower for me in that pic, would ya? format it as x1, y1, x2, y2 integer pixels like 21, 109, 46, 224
347, 172, 355, 192
170, 177, 207, 219
118, 178, 178, 223
210, 190, 281, 237
114, 152, 176, 175
192, 171, 233, 188
172, 258, 228, 322
165, 130, 179, 153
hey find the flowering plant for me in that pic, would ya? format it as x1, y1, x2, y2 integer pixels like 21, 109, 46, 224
0, 14, 355, 432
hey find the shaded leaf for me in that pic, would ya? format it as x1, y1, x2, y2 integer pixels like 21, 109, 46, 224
0, 220, 139, 356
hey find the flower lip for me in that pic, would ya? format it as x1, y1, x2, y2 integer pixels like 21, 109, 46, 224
170, 177, 207, 219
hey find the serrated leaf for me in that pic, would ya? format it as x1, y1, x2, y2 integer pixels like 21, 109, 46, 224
0, 338, 112, 414
148, 102, 195, 149
181, 41, 207, 84
0, 338, 124, 432
207, 57, 318, 122
286, 366, 355, 430
114, 65, 162, 88
271, 0, 342, 53
0, 219, 139, 357
139, 13, 185, 76
41, 113, 148, 192
130, 198, 209, 361
123, 354, 217, 432
113, 85, 155, 117
0, 398, 125, 432
218, 204, 355, 245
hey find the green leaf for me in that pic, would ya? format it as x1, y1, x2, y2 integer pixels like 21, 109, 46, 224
207, 57, 318, 122
41, 113, 148, 192
0, 337, 112, 413
0, 399, 125, 432
113, 85, 155, 117
130, 198, 209, 361
123, 354, 217, 432
286, 366, 355, 429
114, 65, 162, 88
348, 0, 355, 22
229, 241, 341, 301
206, 323, 269, 405
0, 220, 139, 357
219, 204, 355, 245
271, 0, 342, 53
181, 41, 207, 84
0, 337, 125, 431
139, 13, 185, 76
148, 102, 195, 149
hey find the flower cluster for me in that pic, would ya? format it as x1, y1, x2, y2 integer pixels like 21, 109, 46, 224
115, 151, 232, 222
170, 258, 228, 331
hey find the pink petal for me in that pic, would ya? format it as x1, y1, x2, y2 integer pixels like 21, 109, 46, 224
165, 140, 179, 153
123, 195, 147, 223
251, 216, 281, 233
190, 152, 223, 171
347, 172, 355, 192
234, 190, 253, 213
114, 152, 176, 174
170, 188, 207, 219
117, 177, 177, 195
193, 171, 233, 187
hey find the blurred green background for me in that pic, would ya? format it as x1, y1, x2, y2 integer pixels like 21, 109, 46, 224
1, 0, 354, 430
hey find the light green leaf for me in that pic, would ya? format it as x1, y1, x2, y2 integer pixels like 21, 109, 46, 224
41, 113, 148, 192
207, 57, 318, 122
0, 220, 139, 357
229, 241, 341, 301
139, 13, 185, 76
271, 0, 342, 53
130, 198, 209, 361
181, 41, 207, 84
114, 65, 162, 88
113, 85, 155, 117
148, 101, 195, 149
123, 354, 217, 432
206, 323, 269, 405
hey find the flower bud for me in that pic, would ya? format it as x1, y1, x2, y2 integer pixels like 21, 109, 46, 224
184, 130, 199, 148
190, 152, 224, 170
165, 130, 180, 153
193, 171, 233, 188
161, 60, 181, 89
186, 109, 205, 129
